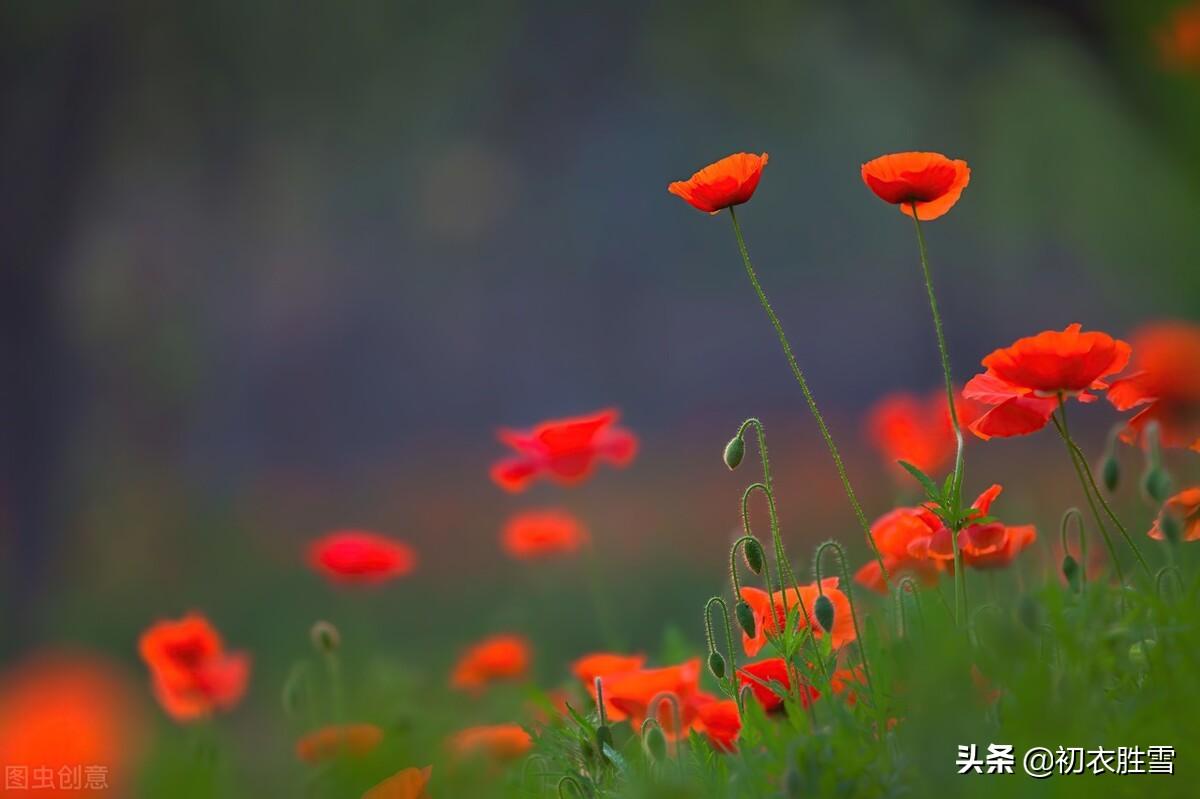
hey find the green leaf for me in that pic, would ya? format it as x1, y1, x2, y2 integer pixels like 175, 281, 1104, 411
898, 460, 941, 501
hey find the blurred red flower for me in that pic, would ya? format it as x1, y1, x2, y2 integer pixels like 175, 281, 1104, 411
861, 152, 970, 220
571, 651, 646, 721
854, 506, 946, 594
138, 613, 250, 722
1108, 322, 1200, 452
738, 658, 818, 712
693, 698, 741, 753
0, 650, 146, 798
490, 409, 638, 492
738, 579, 856, 657
1149, 486, 1200, 542
449, 724, 532, 761
363, 766, 432, 799
307, 530, 417, 585
450, 634, 531, 694
1157, 3, 1200, 70
603, 659, 703, 737
295, 723, 384, 763
501, 509, 589, 559
668, 153, 768, 213
866, 388, 983, 475
964, 324, 1130, 439
907, 484, 1037, 570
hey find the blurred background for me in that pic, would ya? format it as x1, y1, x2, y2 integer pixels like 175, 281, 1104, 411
3, 0, 1200, 793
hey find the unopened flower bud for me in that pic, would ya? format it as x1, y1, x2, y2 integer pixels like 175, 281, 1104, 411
310, 620, 340, 654
1101, 454, 1120, 493
643, 723, 667, 761
814, 594, 835, 634
596, 723, 614, 753
1061, 554, 1080, 592
743, 538, 765, 574
735, 600, 756, 639
1161, 510, 1183, 546
1142, 466, 1172, 505
724, 435, 745, 470
708, 650, 726, 680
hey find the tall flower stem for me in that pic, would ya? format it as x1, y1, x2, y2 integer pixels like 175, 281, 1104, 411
910, 207, 968, 627
728, 208, 889, 589
1053, 395, 1152, 579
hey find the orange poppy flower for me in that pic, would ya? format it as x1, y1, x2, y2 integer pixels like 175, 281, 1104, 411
738, 579, 856, 657
1157, 3, 1200, 70
737, 658, 819, 712
854, 506, 946, 594
295, 723, 384, 763
830, 666, 866, 707
1107, 322, 1200, 452
307, 530, 417, 585
363, 766, 432, 799
693, 698, 741, 753
449, 724, 532, 762
0, 650, 146, 798
860, 152, 970, 221
906, 484, 1037, 570
570, 652, 646, 722
866, 388, 983, 475
501, 509, 589, 559
450, 634, 531, 694
138, 613, 250, 722
963, 324, 1131, 439
668, 153, 768, 214
1148, 486, 1200, 542
490, 408, 638, 492
603, 659, 702, 737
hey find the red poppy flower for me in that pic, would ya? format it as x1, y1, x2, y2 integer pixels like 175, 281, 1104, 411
861, 152, 970, 221
307, 530, 417, 585
1107, 322, 1200, 452
866, 388, 983, 475
737, 658, 819, 712
1148, 486, 1200, 542
363, 766, 432, 799
603, 659, 703, 737
570, 652, 646, 722
1158, 3, 1200, 70
449, 724, 532, 762
490, 408, 638, 492
668, 153, 768, 214
963, 324, 1131, 439
830, 667, 866, 707
738, 579, 856, 657
295, 723, 384, 763
501, 509, 589, 559
905, 484, 1037, 570
0, 651, 146, 798
854, 506, 946, 594
138, 614, 250, 722
693, 698, 741, 753
450, 634, 531, 694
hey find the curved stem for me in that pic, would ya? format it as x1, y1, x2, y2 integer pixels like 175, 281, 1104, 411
910, 207, 967, 627
728, 208, 889, 589
1053, 397, 1151, 579
704, 595, 741, 713
894, 576, 924, 637
1060, 507, 1088, 590
813, 540, 876, 706
743, 483, 788, 617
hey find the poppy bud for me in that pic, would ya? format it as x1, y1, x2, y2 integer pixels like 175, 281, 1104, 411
735, 600, 756, 639
1141, 466, 1172, 505
1101, 454, 1120, 493
643, 723, 667, 762
1161, 511, 1183, 546
1061, 554, 1080, 592
743, 537, 765, 574
814, 594, 835, 634
596, 724, 614, 754
708, 650, 726, 680
724, 435, 745, 470
310, 620, 340, 654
